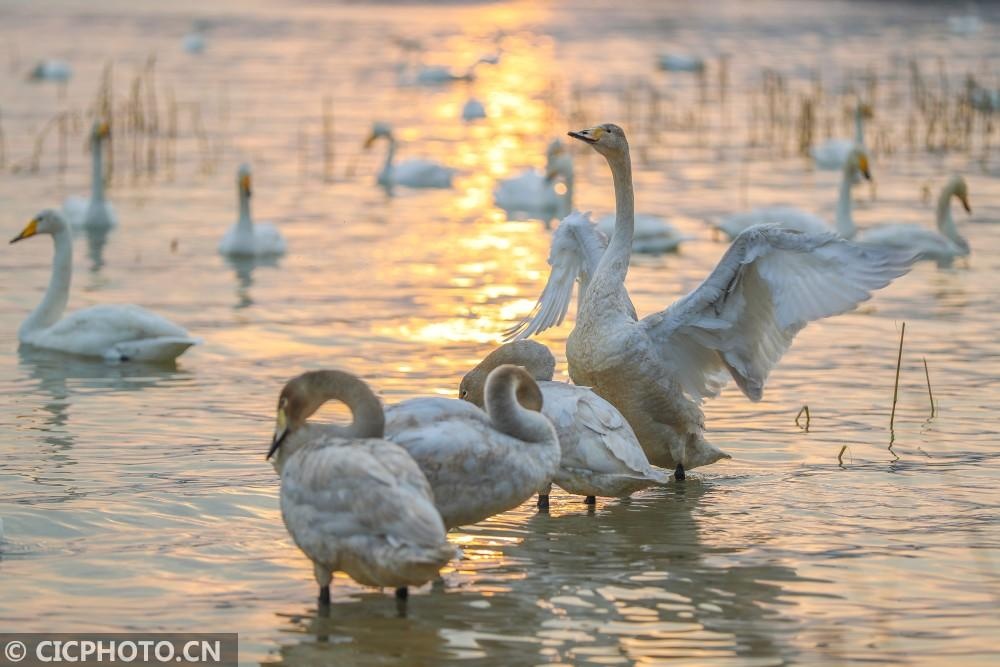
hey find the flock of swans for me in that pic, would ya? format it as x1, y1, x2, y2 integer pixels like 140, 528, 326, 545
9, 107, 975, 610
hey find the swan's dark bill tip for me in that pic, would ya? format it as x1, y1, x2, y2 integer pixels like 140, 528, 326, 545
568, 131, 596, 144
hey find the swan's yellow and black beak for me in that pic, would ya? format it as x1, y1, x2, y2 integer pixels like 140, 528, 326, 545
858, 154, 871, 181
363, 133, 377, 149
958, 192, 971, 214
10, 217, 39, 244
568, 126, 603, 144
240, 173, 252, 198
267, 407, 288, 460
96, 121, 110, 139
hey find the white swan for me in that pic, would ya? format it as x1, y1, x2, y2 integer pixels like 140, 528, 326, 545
657, 54, 705, 72
460, 341, 670, 508
812, 103, 869, 171
713, 148, 870, 240
461, 98, 486, 121
268, 370, 456, 607
10, 210, 199, 363
859, 175, 971, 266
494, 139, 573, 221
62, 121, 118, 229
29, 60, 72, 82
596, 213, 691, 254
384, 365, 560, 529
218, 164, 286, 257
550, 123, 913, 478
363, 122, 454, 190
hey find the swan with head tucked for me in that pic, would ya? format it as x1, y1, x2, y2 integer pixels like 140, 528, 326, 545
62, 121, 118, 229
384, 365, 560, 529
541, 123, 914, 479
713, 147, 870, 241
461, 98, 487, 121
459, 341, 670, 509
268, 370, 456, 607
494, 139, 573, 223
858, 175, 971, 266
812, 103, 870, 171
10, 210, 199, 362
596, 213, 691, 254
218, 164, 286, 257
363, 122, 454, 190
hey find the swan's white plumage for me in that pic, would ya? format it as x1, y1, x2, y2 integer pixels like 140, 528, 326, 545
365, 122, 453, 189
597, 213, 690, 254
812, 103, 868, 172
63, 122, 118, 229
494, 140, 572, 219
218, 164, 286, 257
657, 54, 704, 72
29, 60, 72, 81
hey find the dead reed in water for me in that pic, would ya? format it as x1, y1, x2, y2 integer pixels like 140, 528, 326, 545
923, 356, 935, 418
889, 322, 906, 447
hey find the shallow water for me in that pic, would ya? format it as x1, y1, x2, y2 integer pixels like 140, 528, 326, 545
1, 0, 999, 664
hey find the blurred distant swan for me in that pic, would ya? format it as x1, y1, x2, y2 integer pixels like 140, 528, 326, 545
812, 103, 869, 171
62, 121, 118, 229
596, 213, 690, 254
385, 365, 560, 529
494, 139, 572, 221
859, 175, 971, 266
363, 122, 453, 190
10, 210, 199, 362
218, 164, 286, 257
526, 123, 915, 479
268, 370, 455, 607
713, 148, 870, 240
29, 60, 72, 82
657, 53, 705, 72
461, 98, 486, 121
460, 341, 670, 508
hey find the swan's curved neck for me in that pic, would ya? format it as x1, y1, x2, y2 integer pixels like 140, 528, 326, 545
90, 136, 106, 203
935, 187, 962, 243
379, 135, 397, 183
309, 373, 385, 440
853, 108, 865, 145
20, 227, 72, 338
485, 372, 552, 443
485, 342, 555, 382
237, 187, 252, 232
587, 149, 634, 310
835, 164, 857, 238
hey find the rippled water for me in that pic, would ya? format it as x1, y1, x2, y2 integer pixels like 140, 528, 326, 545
1, 1, 998, 664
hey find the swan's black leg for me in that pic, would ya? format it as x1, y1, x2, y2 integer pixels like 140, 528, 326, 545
674, 463, 686, 481
395, 586, 409, 618
537, 494, 550, 511
318, 585, 331, 606
584, 495, 596, 505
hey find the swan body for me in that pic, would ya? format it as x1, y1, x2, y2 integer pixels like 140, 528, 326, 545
62, 121, 118, 229
859, 175, 971, 266
597, 213, 690, 254
460, 341, 670, 503
10, 211, 199, 362
364, 122, 453, 190
462, 98, 486, 121
29, 60, 72, 81
218, 164, 286, 257
183, 32, 206, 54
494, 139, 572, 220
657, 54, 704, 72
714, 148, 870, 240
812, 103, 869, 171
268, 370, 455, 604
385, 365, 560, 529
555, 124, 914, 476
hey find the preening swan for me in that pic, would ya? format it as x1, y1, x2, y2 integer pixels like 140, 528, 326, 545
859, 175, 971, 266
812, 103, 870, 171
494, 139, 573, 222
385, 365, 560, 529
460, 341, 670, 508
10, 210, 199, 363
713, 148, 870, 240
218, 164, 287, 257
363, 122, 454, 190
543, 123, 913, 478
62, 121, 118, 229
268, 370, 456, 607
462, 98, 487, 121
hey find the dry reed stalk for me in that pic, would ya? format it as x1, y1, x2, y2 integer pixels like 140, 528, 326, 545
795, 405, 811, 431
922, 356, 935, 418
889, 322, 906, 442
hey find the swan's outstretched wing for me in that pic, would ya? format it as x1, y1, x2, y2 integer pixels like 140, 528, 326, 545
505, 211, 635, 341
640, 225, 914, 402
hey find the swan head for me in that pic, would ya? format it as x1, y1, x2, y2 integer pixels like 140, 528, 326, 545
460, 341, 556, 407
568, 123, 628, 158
947, 175, 971, 213
484, 364, 544, 413
237, 163, 252, 198
91, 120, 110, 143
846, 148, 871, 181
364, 122, 394, 148
10, 209, 67, 244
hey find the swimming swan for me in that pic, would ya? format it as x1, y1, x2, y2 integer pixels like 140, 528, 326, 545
460, 341, 670, 509
812, 103, 870, 171
10, 210, 199, 363
494, 139, 573, 222
555, 123, 914, 478
218, 164, 287, 257
363, 122, 454, 190
596, 213, 690, 254
62, 121, 118, 229
268, 370, 456, 607
385, 365, 560, 529
713, 148, 870, 240
858, 175, 971, 266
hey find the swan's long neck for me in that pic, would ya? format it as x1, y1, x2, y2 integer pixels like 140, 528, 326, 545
935, 186, 963, 244
835, 163, 857, 238
20, 227, 72, 338
237, 186, 252, 233
309, 372, 385, 440
463, 342, 554, 408
586, 149, 634, 310
853, 107, 865, 145
485, 368, 553, 443
90, 136, 106, 203
379, 135, 397, 183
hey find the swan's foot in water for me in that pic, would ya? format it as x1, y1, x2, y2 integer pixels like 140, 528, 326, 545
674, 463, 686, 481
537, 494, 550, 512
584, 495, 596, 506
318, 585, 331, 607
395, 586, 409, 618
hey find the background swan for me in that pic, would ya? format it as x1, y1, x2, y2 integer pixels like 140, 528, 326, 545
29, 60, 72, 81
712, 148, 870, 240
556, 123, 914, 479
461, 98, 487, 121
218, 164, 287, 257
812, 103, 870, 171
859, 175, 971, 266
596, 213, 690, 254
460, 341, 670, 508
657, 53, 705, 72
363, 122, 454, 190
268, 370, 456, 606
62, 121, 118, 229
494, 139, 573, 222
384, 365, 560, 529
10, 210, 199, 363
